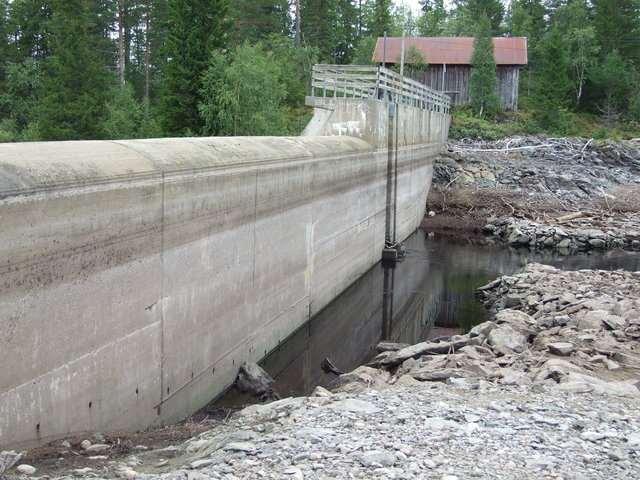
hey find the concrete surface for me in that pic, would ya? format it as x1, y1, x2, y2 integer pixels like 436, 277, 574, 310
0, 98, 449, 448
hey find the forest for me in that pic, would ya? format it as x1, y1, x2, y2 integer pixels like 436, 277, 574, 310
0, 0, 639, 142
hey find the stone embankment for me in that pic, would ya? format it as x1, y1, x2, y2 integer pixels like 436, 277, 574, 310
13, 264, 640, 480
425, 136, 640, 250
482, 213, 640, 252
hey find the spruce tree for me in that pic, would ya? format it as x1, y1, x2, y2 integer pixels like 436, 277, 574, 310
8, 0, 53, 60
231, 0, 289, 44
161, 0, 230, 136
301, 0, 338, 61
418, 0, 447, 36
533, 28, 572, 131
453, 0, 504, 35
370, 0, 392, 37
37, 0, 115, 140
593, 0, 640, 64
469, 15, 499, 117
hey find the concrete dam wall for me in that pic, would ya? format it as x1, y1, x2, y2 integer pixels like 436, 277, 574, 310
0, 98, 450, 448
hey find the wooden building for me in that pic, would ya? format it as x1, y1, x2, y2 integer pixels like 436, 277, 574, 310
372, 37, 528, 111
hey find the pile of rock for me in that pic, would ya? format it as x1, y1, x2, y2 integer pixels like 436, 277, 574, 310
434, 136, 640, 206
483, 215, 640, 252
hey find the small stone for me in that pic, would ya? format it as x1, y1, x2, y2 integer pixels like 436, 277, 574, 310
311, 386, 333, 397
84, 443, 110, 453
547, 342, 574, 356
359, 450, 395, 467
80, 440, 92, 450
223, 442, 256, 452
16, 465, 37, 476
60, 440, 71, 449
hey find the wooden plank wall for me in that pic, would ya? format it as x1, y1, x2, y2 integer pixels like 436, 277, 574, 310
414, 65, 520, 111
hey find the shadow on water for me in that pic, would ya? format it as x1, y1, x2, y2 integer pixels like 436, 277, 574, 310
219, 229, 640, 401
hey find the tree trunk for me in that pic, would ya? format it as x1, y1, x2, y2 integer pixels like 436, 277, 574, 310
144, 0, 151, 109
118, 0, 126, 86
295, 0, 301, 46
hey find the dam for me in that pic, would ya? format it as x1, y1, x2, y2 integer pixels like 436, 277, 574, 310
0, 65, 450, 448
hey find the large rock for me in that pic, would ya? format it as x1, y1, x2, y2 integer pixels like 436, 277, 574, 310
0, 451, 22, 475
577, 310, 608, 330
236, 362, 274, 395
487, 325, 528, 355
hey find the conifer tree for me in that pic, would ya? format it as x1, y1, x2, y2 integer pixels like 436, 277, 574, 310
593, 0, 640, 64
370, 0, 392, 37
452, 0, 504, 36
533, 28, 572, 130
231, 0, 289, 44
301, 0, 338, 61
8, 0, 53, 60
469, 15, 499, 117
161, 0, 230, 136
418, 0, 446, 36
37, 0, 115, 140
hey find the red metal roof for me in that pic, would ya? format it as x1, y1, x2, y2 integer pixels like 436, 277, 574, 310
372, 37, 528, 66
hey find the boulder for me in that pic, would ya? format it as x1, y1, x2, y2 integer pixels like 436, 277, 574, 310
469, 321, 496, 338
236, 362, 274, 395
487, 325, 528, 355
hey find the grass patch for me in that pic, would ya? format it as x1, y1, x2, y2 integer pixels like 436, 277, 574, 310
449, 105, 640, 140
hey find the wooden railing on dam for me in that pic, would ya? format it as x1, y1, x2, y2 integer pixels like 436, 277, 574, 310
0, 66, 451, 449
311, 64, 451, 113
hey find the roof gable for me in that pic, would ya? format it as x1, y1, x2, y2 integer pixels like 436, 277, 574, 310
372, 37, 528, 66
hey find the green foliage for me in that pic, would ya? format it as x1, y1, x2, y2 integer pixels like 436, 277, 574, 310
231, 0, 289, 44
37, 0, 115, 140
593, 0, 640, 64
589, 51, 635, 124
555, 0, 599, 106
418, 0, 446, 36
0, 59, 41, 137
405, 45, 428, 78
199, 42, 289, 136
451, 0, 504, 35
102, 85, 161, 139
469, 15, 499, 118
370, 0, 392, 37
160, 0, 230, 136
508, 0, 545, 50
352, 36, 378, 65
532, 28, 572, 132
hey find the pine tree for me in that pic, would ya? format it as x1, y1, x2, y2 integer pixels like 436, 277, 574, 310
161, 0, 230, 136
593, 0, 640, 64
231, 0, 289, 44
37, 0, 115, 140
469, 15, 499, 117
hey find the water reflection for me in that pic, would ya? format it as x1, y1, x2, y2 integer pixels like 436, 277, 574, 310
224, 230, 640, 399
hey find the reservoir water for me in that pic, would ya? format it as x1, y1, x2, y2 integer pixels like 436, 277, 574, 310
218, 229, 640, 403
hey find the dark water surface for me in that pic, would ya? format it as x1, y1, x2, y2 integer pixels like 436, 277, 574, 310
219, 230, 640, 402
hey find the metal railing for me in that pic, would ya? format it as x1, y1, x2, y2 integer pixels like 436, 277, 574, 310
311, 64, 451, 114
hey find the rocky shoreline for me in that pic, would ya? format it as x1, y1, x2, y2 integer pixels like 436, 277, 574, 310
424, 136, 640, 251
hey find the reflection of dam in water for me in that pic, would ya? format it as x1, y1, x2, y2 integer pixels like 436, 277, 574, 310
237, 231, 640, 398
